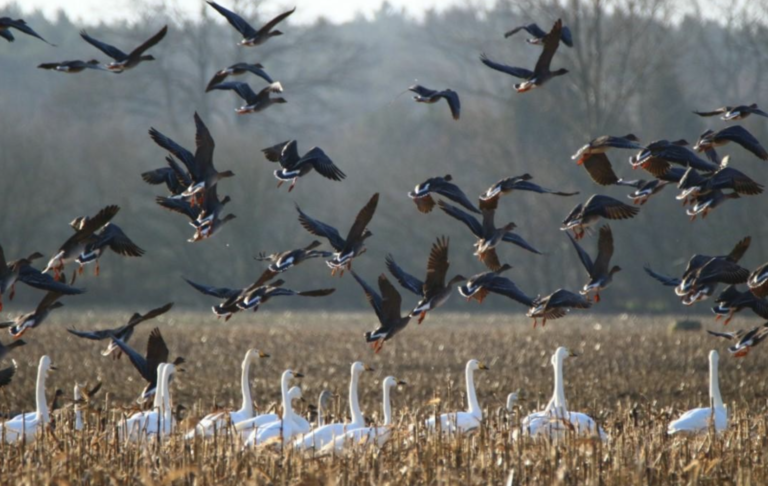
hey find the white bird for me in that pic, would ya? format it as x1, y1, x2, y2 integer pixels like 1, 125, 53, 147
245, 385, 309, 447
314, 390, 334, 427
506, 392, 519, 412
294, 361, 373, 451
148, 363, 177, 438
185, 348, 270, 439
235, 368, 303, 439
122, 363, 175, 440
324, 376, 406, 452
425, 359, 489, 434
668, 350, 728, 435
74, 382, 84, 431
0, 355, 55, 443
517, 347, 606, 439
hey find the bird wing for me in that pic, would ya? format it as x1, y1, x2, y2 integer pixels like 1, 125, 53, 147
508, 180, 579, 196
244, 64, 274, 83
7, 19, 52, 44
706, 329, 739, 340
533, 19, 562, 75
129, 302, 174, 327
432, 180, 480, 213
712, 168, 764, 195
257, 7, 296, 35
502, 232, 542, 255
438, 201, 483, 238
340, 193, 379, 254
148, 127, 197, 177
439, 90, 461, 120
350, 270, 383, 320
592, 225, 614, 277
566, 231, 594, 274
99, 224, 145, 257
144, 328, 170, 380
183, 277, 240, 299
303, 148, 346, 181
18, 266, 84, 295
479, 248, 503, 271
718, 126, 768, 160
110, 336, 151, 382
728, 236, 752, 263
643, 265, 681, 286
385, 254, 424, 296
693, 108, 727, 117
296, 205, 346, 251
0, 363, 16, 388
262, 140, 292, 163
581, 153, 620, 186
209, 81, 259, 104
67, 328, 114, 341
486, 276, 534, 306
549, 289, 591, 309
193, 112, 216, 178
378, 274, 404, 323
207, 1, 258, 38
408, 84, 437, 97
424, 236, 450, 292
127, 25, 167, 59
479, 53, 534, 79
155, 196, 199, 221
79, 30, 127, 60
587, 195, 639, 220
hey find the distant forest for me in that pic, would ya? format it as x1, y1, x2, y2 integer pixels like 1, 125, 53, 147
1, 0, 767, 315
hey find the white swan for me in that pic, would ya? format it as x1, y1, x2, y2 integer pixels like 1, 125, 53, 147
235, 368, 302, 439
425, 359, 488, 434
186, 348, 270, 439
147, 363, 177, 438
324, 376, 406, 452
668, 350, 728, 435
0, 355, 55, 443
294, 361, 373, 451
314, 390, 334, 427
122, 363, 175, 440
245, 385, 309, 447
518, 347, 606, 439
74, 383, 84, 431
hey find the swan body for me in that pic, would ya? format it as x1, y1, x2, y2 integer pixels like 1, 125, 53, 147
122, 363, 175, 440
245, 385, 308, 446
0, 355, 54, 443
186, 348, 269, 439
294, 362, 373, 451
668, 350, 727, 435
235, 368, 301, 439
325, 376, 406, 452
425, 359, 488, 435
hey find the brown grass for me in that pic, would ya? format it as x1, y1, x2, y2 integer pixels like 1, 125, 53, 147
1, 311, 767, 485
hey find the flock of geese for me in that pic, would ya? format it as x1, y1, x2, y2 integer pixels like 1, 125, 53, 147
1, 8, 766, 446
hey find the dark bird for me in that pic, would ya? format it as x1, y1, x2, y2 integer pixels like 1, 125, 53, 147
676, 157, 763, 205
261, 140, 345, 192
67, 302, 174, 359
480, 173, 578, 203
408, 85, 460, 120
0, 245, 82, 311
385, 237, 465, 324
480, 19, 568, 92
150, 113, 234, 208
711, 286, 768, 325
69, 219, 144, 281
685, 190, 741, 221
350, 271, 410, 354
296, 193, 379, 276
155, 187, 233, 242
0, 17, 53, 45
207, 2, 295, 46
110, 327, 184, 403
630, 139, 718, 176
0, 339, 25, 362
205, 63, 273, 92
408, 175, 479, 214
255, 240, 332, 273
707, 323, 768, 357
571, 134, 643, 163
567, 225, 620, 303
693, 126, 768, 161
0, 283, 67, 339
42, 205, 120, 278
235, 283, 335, 312
142, 155, 192, 196
504, 22, 573, 47
694, 104, 768, 121
183, 269, 277, 321
458, 264, 532, 306
676, 257, 750, 306
438, 200, 541, 271
37, 60, 108, 73
748, 262, 768, 299
526, 289, 592, 328
0, 359, 19, 389
561, 195, 639, 240
208, 81, 286, 114
80, 26, 168, 72
627, 178, 674, 205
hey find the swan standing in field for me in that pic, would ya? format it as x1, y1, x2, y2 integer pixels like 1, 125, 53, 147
122, 363, 174, 440
0, 355, 55, 443
245, 385, 308, 447
313, 390, 334, 427
294, 362, 374, 451
186, 348, 270, 439
518, 347, 606, 439
324, 376, 406, 452
425, 359, 489, 434
668, 350, 728, 435
235, 368, 303, 439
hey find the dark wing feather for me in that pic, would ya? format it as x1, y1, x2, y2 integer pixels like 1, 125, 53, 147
257, 7, 296, 35
480, 248, 502, 271
385, 255, 424, 296
592, 225, 614, 276
378, 274, 404, 323
18, 266, 84, 295
424, 236, 450, 292
728, 236, 751, 263
100, 224, 145, 257
156, 196, 198, 221
209, 82, 258, 104
486, 276, 534, 306
587, 195, 639, 220
432, 180, 480, 213
549, 289, 591, 309
439, 90, 460, 120
183, 277, 240, 299
502, 232, 542, 255
110, 337, 151, 382
581, 153, 620, 186
340, 193, 379, 254
193, 112, 216, 179
144, 328, 170, 383
148, 127, 197, 177
79, 30, 127, 60
643, 265, 681, 286
244, 64, 273, 83
0, 363, 16, 388
131, 302, 174, 326
296, 206, 346, 251
207, 1, 258, 38
127, 25, 167, 58
533, 19, 562, 75
694, 108, 727, 117
479, 53, 534, 79
304, 148, 346, 181
438, 201, 483, 238
350, 270, 383, 320
718, 126, 768, 160
509, 180, 579, 196
262, 140, 291, 163
67, 328, 113, 341
566, 232, 594, 274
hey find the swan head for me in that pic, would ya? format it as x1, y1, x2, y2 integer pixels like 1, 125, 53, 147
283, 369, 304, 381
709, 349, 719, 364
506, 392, 519, 411
245, 348, 270, 365
352, 361, 374, 375
467, 359, 490, 372
288, 386, 304, 402
39, 355, 56, 375
383, 376, 407, 389
553, 347, 578, 364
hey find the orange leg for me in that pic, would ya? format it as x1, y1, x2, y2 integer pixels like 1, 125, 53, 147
715, 314, 722, 321
330, 267, 338, 277
277, 180, 284, 189
0, 294, 3, 312
78, 265, 84, 275
689, 215, 697, 222
225, 315, 232, 322
594, 293, 600, 303
641, 199, 648, 206
418, 311, 427, 325
288, 180, 297, 192
374, 339, 385, 354
8, 284, 14, 300
12, 327, 26, 339
532, 318, 538, 329
734, 348, 750, 358
95, 260, 100, 277
724, 310, 734, 326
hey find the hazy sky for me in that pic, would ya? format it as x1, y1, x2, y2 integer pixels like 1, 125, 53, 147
0, 0, 489, 25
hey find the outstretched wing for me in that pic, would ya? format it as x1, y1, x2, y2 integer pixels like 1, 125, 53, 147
209, 81, 258, 104
350, 270, 383, 320
438, 201, 483, 238
591, 225, 614, 277
340, 193, 379, 254
566, 231, 594, 274
127, 25, 167, 59
80, 30, 127, 60
486, 276, 534, 306
257, 7, 296, 35
18, 266, 84, 295
303, 148, 346, 181
183, 277, 240, 299
502, 232, 542, 255
479, 53, 534, 79
378, 274, 404, 322
207, 1, 258, 38
432, 180, 480, 213
533, 19, 562, 75
110, 336, 151, 382
643, 265, 681, 287
385, 254, 424, 295
296, 205, 346, 251
99, 224, 145, 257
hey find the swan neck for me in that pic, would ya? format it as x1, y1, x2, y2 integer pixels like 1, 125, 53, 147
550, 354, 567, 413
240, 355, 253, 414
350, 369, 364, 425
466, 364, 480, 417
318, 399, 326, 427
161, 367, 171, 417
152, 364, 164, 409
383, 384, 392, 426
74, 387, 83, 431
710, 356, 724, 409
36, 363, 49, 423
280, 373, 290, 419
